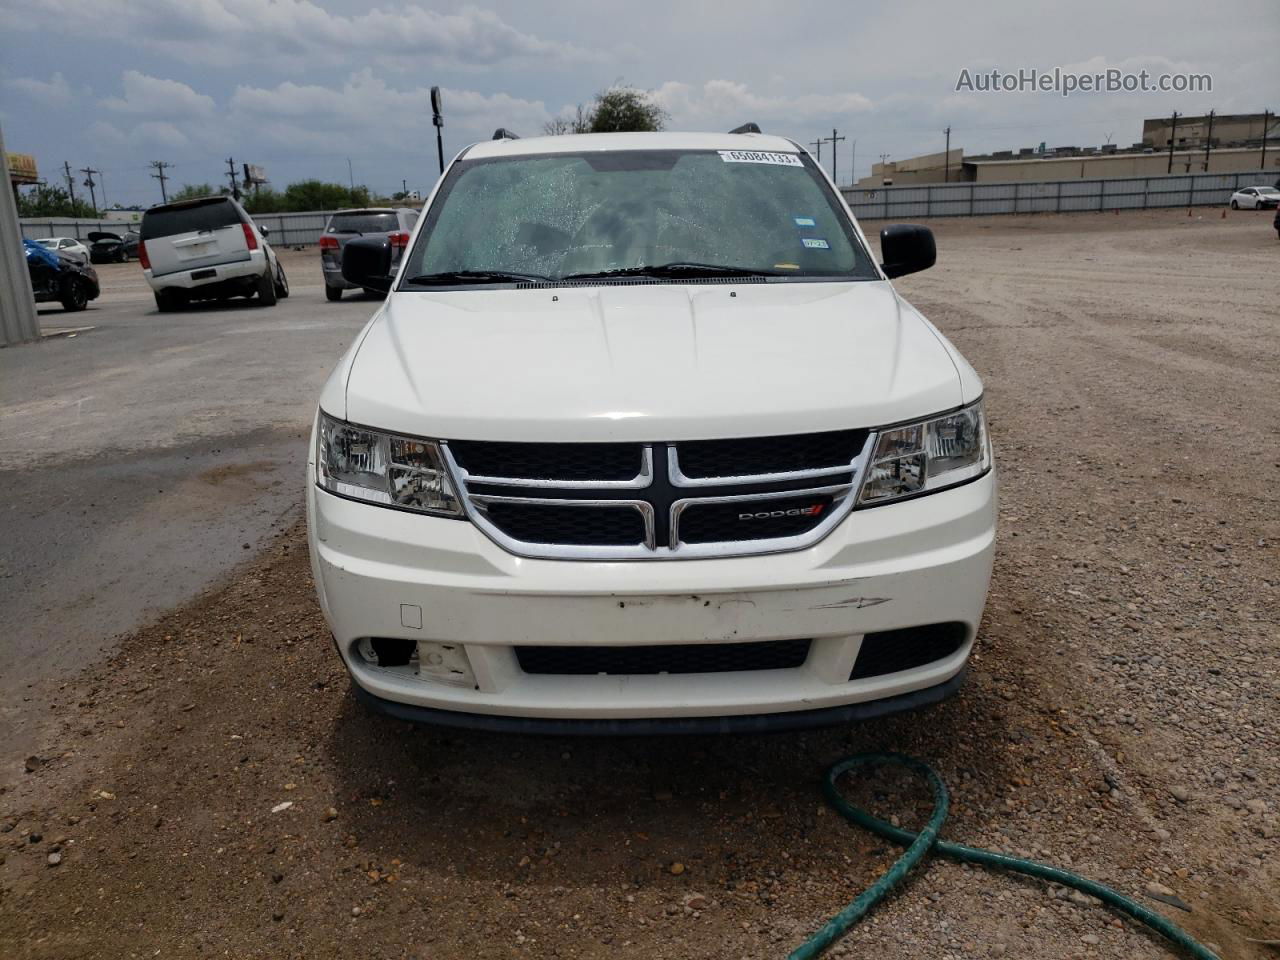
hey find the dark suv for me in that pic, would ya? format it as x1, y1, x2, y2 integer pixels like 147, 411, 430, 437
319, 208, 418, 301
25, 237, 100, 312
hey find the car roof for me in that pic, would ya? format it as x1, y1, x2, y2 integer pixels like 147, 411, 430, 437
463, 131, 801, 160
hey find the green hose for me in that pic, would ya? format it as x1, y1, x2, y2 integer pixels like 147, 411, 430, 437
789, 753, 1220, 960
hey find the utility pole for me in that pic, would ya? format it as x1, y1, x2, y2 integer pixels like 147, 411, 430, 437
225, 156, 241, 199
402, 178, 408, 198
346, 158, 355, 201
1203, 109, 1215, 172
1262, 109, 1270, 172
809, 138, 822, 163
821, 128, 846, 185
63, 160, 77, 207
849, 138, 857, 184
431, 86, 445, 176
943, 126, 951, 182
150, 160, 171, 202
79, 166, 100, 214
1166, 111, 1180, 174
98, 170, 107, 210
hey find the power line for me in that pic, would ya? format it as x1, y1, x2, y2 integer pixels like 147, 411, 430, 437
150, 160, 172, 203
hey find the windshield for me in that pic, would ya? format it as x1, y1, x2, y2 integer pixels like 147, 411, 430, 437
403, 149, 877, 287
1257, 187, 1280, 196
141, 199, 240, 241
327, 211, 399, 234
36, 239, 57, 248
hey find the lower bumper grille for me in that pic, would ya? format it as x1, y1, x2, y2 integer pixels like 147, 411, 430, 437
516, 638, 812, 676
849, 623, 967, 680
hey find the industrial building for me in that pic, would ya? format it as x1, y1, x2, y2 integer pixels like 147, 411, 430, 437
857, 111, 1278, 186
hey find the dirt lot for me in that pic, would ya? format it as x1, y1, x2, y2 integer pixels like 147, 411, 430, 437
1, 210, 1276, 959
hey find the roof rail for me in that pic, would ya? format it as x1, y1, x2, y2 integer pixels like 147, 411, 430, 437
492, 128, 521, 140
728, 123, 762, 135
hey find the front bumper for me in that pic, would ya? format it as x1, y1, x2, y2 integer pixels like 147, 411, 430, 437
307, 468, 996, 725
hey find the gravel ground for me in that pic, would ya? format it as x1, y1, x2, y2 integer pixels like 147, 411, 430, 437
1, 210, 1276, 959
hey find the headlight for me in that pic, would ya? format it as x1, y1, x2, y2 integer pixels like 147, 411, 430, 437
316, 412, 463, 517
857, 399, 989, 506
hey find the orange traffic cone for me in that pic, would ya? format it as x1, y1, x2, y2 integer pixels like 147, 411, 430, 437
1187, 208, 1193, 217
1221, 208, 1227, 218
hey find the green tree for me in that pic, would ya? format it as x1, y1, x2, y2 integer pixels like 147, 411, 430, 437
170, 183, 219, 202
16, 185, 98, 218
543, 87, 667, 136
280, 180, 371, 211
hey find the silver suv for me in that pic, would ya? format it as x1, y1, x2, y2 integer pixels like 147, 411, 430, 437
319, 207, 418, 301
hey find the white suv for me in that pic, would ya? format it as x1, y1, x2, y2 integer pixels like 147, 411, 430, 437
140, 196, 288, 312
307, 131, 996, 733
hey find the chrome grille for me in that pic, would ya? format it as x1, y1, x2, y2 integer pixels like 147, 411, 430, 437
443, 430, 873, 560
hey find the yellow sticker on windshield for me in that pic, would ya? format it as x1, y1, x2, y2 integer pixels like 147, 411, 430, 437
774, 263, 800, 270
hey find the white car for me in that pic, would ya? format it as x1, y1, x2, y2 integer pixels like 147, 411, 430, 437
35, 236, 89, 263
307, 130, 996, 733
139, 195, 288, 312
1229, 186, 1280, 209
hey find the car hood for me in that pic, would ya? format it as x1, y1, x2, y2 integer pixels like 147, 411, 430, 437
87, 231, 120, 243
341, 281, 966, 442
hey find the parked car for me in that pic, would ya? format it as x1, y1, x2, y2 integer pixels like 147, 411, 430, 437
318, 207, 418, 301
307, 130, 996, 733
139, 196, 288, 312
34, 236, 89, 263
1273, 204, 1279, 239
25, 237, 99, 311
1229, 186, 1280, 209
87, 230, 141, 263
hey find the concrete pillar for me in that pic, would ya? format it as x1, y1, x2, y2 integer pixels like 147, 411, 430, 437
0, 122, 41, 347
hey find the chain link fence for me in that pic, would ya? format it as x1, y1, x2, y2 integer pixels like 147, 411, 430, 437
841, 169, 1274, 219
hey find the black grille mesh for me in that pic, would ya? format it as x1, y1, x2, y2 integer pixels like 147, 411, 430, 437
679, 494, 834, 544
849, 623, 967, 680
481, 502, 645, 546
517, 638, 811, 675
451, 440, 641, 481
676, 429, 867, 478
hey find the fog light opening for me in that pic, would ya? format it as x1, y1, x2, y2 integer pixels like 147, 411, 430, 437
359, 637, 416, 668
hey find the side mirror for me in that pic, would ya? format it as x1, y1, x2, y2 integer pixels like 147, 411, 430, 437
879, 224, 936, 279
342, 236, 394, 292
259, 225, 269, 238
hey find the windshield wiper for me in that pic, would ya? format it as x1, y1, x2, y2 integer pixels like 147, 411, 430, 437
560, 262, 782, 282
403, 270, 549, 286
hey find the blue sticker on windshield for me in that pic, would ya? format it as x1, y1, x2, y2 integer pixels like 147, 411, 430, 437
793, 216, 816, 227
802, 237, 830, 250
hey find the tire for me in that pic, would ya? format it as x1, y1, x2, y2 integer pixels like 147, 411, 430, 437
1230, 200, 1238, 209
257, 266, 278, 306
154, 289, 185, 313
60, 278, 88, 312
325, 284, 343, 302
275, 262, 290, 299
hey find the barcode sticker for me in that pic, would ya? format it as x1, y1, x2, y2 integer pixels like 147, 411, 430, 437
719, 150, 803, 166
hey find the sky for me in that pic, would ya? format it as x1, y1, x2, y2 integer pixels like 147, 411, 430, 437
2, 0, 1276, 207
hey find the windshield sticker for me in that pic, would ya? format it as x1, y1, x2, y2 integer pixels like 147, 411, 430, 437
718, 150, 803, 166
802, 238, 830, 250
793, 216, 816, 227
774, 262, 800, 270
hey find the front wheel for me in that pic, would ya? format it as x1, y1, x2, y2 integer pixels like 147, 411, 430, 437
60, 278, 88, 312
325, 284, 343, 302
1230, 200, 1238, 209
257, 266, 278, 306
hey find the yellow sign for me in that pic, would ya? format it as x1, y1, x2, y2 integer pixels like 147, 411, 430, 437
6, 152, 39, 183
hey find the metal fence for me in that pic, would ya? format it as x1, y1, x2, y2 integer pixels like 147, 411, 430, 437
19, 210, 338, 247
841, 169, 1274, 220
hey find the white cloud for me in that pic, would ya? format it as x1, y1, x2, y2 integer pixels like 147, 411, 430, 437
102, 71, 215, 117
652, 80, 874, 129
2, 0, 602, 69
132, 120, 191, 148
5, 72, 73, 107
227, 70, 550, 153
